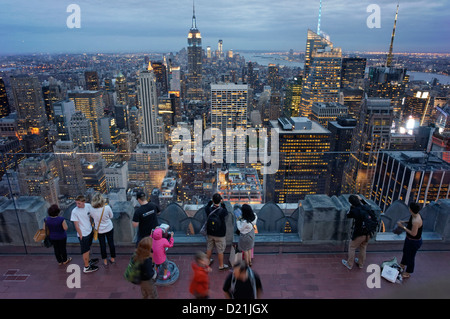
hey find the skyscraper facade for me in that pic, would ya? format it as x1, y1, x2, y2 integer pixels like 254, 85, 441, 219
187, 5, 203, 100
300, 30, 342, 118
269, 117, 331, 203
138, 67, 163, 145
0, 77, 11, 119
211, 83, 249, 163
10, 76, 48, 139
342, 97, 394, 197
68, 90, 104, 145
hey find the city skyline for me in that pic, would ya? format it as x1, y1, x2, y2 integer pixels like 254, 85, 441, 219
1, 0, 449, 55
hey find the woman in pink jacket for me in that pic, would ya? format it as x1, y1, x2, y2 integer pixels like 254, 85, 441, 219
151, 228, 174, 280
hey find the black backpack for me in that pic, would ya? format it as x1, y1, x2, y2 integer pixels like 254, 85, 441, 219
207, 207, 222, 234
360, 205, 379, 237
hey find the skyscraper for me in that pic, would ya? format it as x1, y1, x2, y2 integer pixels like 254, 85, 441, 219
68, 90, 104, 145
138, 66, 163, 145
342, 97, 394, 197
187, 4, 203, 100
300, 30, 342, 118
0, 77, 11, 119
268, 117, 331, 203
372, 151, 450, 212
340, 57, 366, 89
10, 76, 48, 140
85, 71, 99, 91
69, 111, 96, 153
211, 83, 249, 163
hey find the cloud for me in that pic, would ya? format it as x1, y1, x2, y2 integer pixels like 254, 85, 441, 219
0, 0, 448, 54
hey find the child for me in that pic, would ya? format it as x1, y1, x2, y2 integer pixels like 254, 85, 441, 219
134, 237, 158, 299
189, 251, 211, 299
151, 227, 174, 280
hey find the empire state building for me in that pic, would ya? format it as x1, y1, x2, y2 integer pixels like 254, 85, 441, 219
187, 4, 203, 100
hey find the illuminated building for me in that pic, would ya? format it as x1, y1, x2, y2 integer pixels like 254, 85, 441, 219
42, 78, 63, 123
436, 105, 450, 134
84, 71, 99, 91
68, 90, 104, 144
341, 88, 364, 118
367, 66, 408, 116
0, 77, 11, 119
0, 136, 25, 179
327, 117, 356, 196
10, 76, 48, 140
81, 159, 107, 194
217, 167, 262, 205
211, 83, 249, 163
372, 151, 450, 212
187, 4, 203, 100
402, 91, 432, 127
18, 155, 60, 205
53, 99, 75, 141
342, 97, 394, 198
340, 57, 366, 89
300, 30, 342, 118
284, 77, 302, 117
310, 102, 348, 128
53, 140, 86, 199
115, 72, 129, 106
105, 161, 129, 191
128, 143, 168, 195
268, 117, 331, 203
268, 64, 281, 91
152, 61, 169, 95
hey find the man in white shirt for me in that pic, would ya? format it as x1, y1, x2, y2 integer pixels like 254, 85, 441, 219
70, 195, 98, 273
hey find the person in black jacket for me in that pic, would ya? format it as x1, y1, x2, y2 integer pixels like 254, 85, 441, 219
342, 195, 369, 270
205, 193, 229, 271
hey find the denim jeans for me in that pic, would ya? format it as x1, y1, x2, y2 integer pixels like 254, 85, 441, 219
401, 237, 422, 273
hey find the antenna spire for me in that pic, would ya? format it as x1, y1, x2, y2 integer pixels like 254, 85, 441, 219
317, 0, 322, 35
386, 2, 399, 67
192, 0, 197, 29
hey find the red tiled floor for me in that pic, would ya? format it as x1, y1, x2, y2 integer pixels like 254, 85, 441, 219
1, 249, 450, 299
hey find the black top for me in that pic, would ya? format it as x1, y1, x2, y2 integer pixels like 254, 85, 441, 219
139, 257, 155, 281
347, 204, 369, 240
406, 215, 423, 240
223, 270, 262, 299
133, 202, 160, 241
205, 202, 228, 237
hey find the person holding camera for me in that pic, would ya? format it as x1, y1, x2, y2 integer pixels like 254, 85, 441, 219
151, 227, 174, 280
205, 193, 229, 271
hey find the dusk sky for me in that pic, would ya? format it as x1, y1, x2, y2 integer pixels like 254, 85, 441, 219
0, 0, 449, 55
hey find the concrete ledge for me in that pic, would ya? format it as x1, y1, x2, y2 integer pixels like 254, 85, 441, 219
375, 231, 443, 242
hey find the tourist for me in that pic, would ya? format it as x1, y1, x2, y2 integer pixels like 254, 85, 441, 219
205, 193, 229, 271
236, 204, 257, 266
189, 251, 211, 299
132, 191, 160, 245
151, 227, 174, 280
90, 192, 116, 268
342, 194, 370, 270
134, 237, 158, 299
70, 195, 98, 273
223, 260, 263, 299
44, 204, 71, 265
397, 202, 423, 278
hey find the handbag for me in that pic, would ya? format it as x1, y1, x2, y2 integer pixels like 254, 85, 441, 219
93, 207, 105, 241
33, 228, 46, 242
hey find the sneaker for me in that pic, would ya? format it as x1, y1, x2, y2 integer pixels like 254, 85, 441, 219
354, 258, 363, 269
341, 259, 352, 270
84, 264, 99, 273
163, 271, 171, 280
219, 264, 229, 271
89, 258, 99, 265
